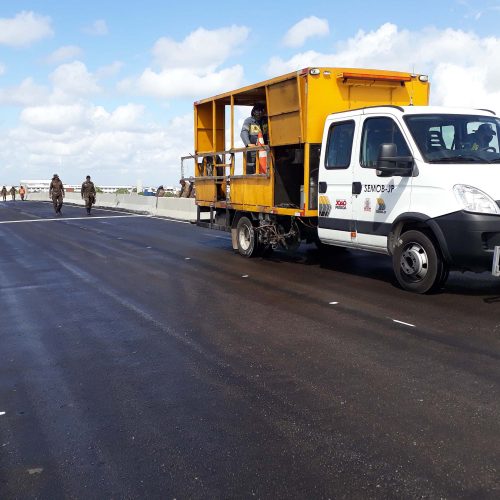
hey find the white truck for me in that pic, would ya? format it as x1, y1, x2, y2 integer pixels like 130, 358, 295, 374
318, 105, 500, 292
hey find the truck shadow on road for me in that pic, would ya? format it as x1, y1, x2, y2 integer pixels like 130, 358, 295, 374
264, 244, 500, 300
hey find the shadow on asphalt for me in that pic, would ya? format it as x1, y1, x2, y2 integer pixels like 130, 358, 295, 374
263, 244, 500, 299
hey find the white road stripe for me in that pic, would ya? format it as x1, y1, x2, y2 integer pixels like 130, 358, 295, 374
392, 319, 416, 328
0, 214, 149, 224
149, 216, 191, 224
203, 232, 231, 240
329, 302, 339, 305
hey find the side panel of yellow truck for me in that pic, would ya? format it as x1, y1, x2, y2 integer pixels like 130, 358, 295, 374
195, 178, 217, 203
230, 174, 274, 208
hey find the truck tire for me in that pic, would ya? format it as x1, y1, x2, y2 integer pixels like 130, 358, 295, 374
236, 216, 259, 257
392, 230, 443, 293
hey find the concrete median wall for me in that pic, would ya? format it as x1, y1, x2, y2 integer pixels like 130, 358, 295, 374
27, 192, 198, 221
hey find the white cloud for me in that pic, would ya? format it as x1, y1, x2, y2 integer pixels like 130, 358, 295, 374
0, 78, 48, 106
121, 25, 249, 100
0, 11, 53, 47
121, 65, 244, 100
282, 16, 329, 48
49, 61, 101, 102
2, 102, 190, 185
83, 19, 108, 36
20, 104, 90, 132
266, 22, 500, 112
46, 45, 84, 64
153, 25, 249, 71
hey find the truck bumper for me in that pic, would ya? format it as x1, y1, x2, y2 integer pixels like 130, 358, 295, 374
433, 210, 500, 272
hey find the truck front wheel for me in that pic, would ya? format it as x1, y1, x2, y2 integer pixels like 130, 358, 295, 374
236, 216, 259, 257
392, 230, 444, 293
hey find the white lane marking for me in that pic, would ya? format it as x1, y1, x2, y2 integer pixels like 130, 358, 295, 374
185, 257, 191, 260
149, 216, 190, 224
392, 319, 416, 328
242, 274, 249, 278
202, 232, 231, 240
0, 215, 149, 225
0, 412, 5, 416
146, 246, 152, 249
329, 302, 339, 305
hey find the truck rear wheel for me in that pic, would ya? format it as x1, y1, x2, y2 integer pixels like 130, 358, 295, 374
236, 216, 259, 257
393, 230, 444, 293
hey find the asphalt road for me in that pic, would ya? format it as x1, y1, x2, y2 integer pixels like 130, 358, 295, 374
0, 200, 499, 499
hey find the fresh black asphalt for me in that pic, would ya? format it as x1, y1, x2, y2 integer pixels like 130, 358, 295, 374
0, 201, 499, 498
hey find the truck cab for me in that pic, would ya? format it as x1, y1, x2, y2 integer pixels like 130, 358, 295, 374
318, 105, 500, 292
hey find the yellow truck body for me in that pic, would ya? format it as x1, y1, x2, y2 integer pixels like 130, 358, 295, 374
191, 67, 429, 217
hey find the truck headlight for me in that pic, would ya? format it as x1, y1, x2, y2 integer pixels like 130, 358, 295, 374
453, 184, 500, 214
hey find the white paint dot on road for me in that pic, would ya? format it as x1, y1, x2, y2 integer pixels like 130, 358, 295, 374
392, 319, 416, 328
329, 301, 339, 305
0, 412, 5, 416
185, 257, 191, 260
146, 246, 152, 249
242, 275, 249, 278
27, 468, 43, 475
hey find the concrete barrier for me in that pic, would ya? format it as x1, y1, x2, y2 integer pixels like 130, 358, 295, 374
27, 192, 198, 221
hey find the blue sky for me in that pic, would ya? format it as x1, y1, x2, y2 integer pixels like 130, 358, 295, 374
2, 0, 500, 186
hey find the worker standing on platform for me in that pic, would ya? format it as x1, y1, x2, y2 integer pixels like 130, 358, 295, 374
240, 103, 268, 174
49, 174, 65, 215
81, 175, 96, 215
9, 186, 16, 201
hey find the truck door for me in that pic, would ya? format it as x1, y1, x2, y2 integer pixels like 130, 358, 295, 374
353, 115, 413, 250
318, 117, 359, 245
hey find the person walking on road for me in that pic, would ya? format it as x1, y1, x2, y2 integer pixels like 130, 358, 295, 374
9, 186, 16, 201
49, 173, 65, 215
81, 175, 96, 215
19, 185, 26, 201
1, 186, 7, 201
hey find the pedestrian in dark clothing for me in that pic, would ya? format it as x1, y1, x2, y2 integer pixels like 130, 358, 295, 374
9, 186, 16, 201
49, 174, 65, 215
81, 175, 96, 215
1, 186, 7, 201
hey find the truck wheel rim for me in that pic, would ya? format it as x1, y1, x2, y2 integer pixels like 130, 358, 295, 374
239, 225, 251, 251
400, 243, 428, 281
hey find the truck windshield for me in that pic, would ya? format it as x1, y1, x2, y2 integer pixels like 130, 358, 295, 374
404, 114, 500, 164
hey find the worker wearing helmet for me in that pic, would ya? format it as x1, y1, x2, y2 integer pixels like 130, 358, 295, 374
240, 103, 268, 174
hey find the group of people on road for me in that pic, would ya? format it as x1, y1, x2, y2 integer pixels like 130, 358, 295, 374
48, 173, 96, 216
1, 185, 26, 201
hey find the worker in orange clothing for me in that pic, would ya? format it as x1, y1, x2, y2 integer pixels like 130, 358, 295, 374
19, 185, 26, 201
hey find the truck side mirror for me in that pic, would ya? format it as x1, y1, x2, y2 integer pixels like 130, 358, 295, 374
376, 143, 414, 177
